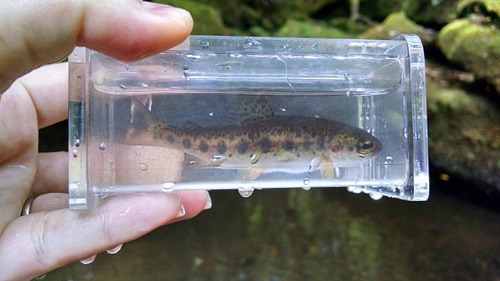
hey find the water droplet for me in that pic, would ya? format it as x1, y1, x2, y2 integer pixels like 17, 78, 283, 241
280, 106, 287, 112
314, 115, 320, 119
188, 160, 197, 166
199, 40, 210, 49
139, 162, 148, 171
210, 155, 226, 166
106, 244, 123, 255
80, 254, 97, 265
140, 82, 148, 88
75, 139, 81, 147
72, 149, 78, 158
384, 156, 394, 165
302, 177, 311, 190
238, 187, 254, 198
282, 43, 290, 50
99, 143, 106, 150
311, 43, 319, 50
229, 53, 243, 58
185, 54, 201, 60
369, 193, 383, 200
243, 38, 263, 49
209, 112, 214, 116
119, 84, 127, 89
347, 186, 363, 194
161, 182, 175, 192
249, 153, 260, 164
308, 157, 322, 173
346, 91, 352, 97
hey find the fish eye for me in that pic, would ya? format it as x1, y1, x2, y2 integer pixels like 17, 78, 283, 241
357, 140, 375, 155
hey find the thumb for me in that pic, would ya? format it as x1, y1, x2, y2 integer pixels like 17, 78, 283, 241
0, 0, 193, 92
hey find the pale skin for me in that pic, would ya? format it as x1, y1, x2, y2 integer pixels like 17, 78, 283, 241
0, 1, 210, 280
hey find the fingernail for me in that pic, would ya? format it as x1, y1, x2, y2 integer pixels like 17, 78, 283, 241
177, 204, 186, 218
143, 3, 192, 23
204, 191, 212, 210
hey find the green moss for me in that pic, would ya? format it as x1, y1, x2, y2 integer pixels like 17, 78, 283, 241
427, 81, 500, 192
402, 0, 459, 27
359, 12, 433, 43
438, 19, 500, 92
275, 19, 350, 38
153, 0, 227, 35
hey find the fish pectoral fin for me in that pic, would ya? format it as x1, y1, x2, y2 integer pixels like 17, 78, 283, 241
319, 158, 335, 179
240, 167, 263, 181
277, 150, 299, 162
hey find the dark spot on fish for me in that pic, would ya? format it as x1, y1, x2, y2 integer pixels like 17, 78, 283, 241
199, 142, 209, 153
259, 137, 273, 153
316, 137, 325, 150
302, 140, 312, 151
182, 138, 191, 149
331, 144, 340, 152
217, 141, 227, 154
167, 134, 175, 144
238, 141, 249, 154
282, 140, 294, 151
348, 146, 355, 152
228, 153, 233, 158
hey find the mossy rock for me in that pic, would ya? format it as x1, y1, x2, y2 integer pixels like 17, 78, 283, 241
402, 0, 460, 27
427, 81, 500, 194
457, 0, 500, 17
359, 12, 435, 44
153, 0, 227, 35
275, 19, 351, 38
438, 19, 500, 93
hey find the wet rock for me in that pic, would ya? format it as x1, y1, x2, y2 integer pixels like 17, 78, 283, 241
426, 80, 500, 195
437, 19, 500, 93
359, 12, 436, 44
402, 0, 460, 27
275, 19, 350, 38
153, 0, 227, 35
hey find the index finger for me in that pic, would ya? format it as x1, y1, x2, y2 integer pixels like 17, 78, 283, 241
0, 0, 193, 93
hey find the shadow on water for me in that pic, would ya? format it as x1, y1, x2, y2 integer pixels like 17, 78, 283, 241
45, 176, 499, 280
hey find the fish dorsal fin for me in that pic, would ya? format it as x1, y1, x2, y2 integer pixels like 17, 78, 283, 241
227, 96, 274, 125
130, 98, 155, 131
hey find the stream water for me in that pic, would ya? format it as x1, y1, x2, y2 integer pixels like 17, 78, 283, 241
44, 175, 499, 281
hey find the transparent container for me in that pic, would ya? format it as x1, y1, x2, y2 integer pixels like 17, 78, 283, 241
68, 34, 429, 210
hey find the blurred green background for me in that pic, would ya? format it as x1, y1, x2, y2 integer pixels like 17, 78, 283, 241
41, 0, 499, 280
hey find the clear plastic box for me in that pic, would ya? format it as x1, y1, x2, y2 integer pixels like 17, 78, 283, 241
68, 34, 429, 210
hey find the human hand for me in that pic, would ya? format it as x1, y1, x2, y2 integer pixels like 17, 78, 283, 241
0, 1, 210, 280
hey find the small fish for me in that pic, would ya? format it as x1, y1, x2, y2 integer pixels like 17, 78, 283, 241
127, 98, 382, 180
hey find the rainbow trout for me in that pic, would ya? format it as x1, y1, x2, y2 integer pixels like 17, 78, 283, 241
127, 98, 382, 179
